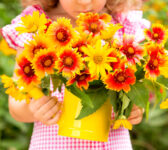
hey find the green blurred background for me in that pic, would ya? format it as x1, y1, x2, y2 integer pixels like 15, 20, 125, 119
0, 0, 168, 149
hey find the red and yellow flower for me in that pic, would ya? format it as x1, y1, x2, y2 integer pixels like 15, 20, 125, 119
47, 18, 76, 48
76, 12, 112, 37
15, 54, 40, 87
104, 63, 136, 92
23, 34, 51, 60
56, 48, 83, 77
144, 48, 168, 79
32, 48, 58, 78
66, 69, 96, 90
118, 35, 144, 65
144, 23, 168, 45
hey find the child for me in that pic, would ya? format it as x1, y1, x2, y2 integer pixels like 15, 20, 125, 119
1, 0, 150, 149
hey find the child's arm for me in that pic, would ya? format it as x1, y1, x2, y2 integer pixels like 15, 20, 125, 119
8, 48, 62, 125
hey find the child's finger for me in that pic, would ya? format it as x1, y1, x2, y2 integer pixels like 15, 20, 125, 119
34, 99, 57, 119
29, 96, 48, 112
42, 102, 62, 121
46, 110, 62, 126
38, 97, 57, 114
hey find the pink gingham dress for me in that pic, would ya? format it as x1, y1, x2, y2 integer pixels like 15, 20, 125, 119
1, 5, 150, 150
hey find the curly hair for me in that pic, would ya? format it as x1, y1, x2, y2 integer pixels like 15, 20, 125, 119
20, 0, 142, 15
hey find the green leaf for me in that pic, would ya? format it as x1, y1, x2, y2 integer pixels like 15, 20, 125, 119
127, 81, 149, 108
108, 90, 118, 113
119, 91, 124, 99
121, 94, 130, 114
146, 101, 150, 121
41, 75, 50, 96
75, 87, 108, 120
125, 101, 133, 118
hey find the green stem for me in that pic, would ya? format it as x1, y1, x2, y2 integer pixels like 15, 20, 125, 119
154, 81, 168, 90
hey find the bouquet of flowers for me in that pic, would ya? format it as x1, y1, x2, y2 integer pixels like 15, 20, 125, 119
1, 10, 168, 141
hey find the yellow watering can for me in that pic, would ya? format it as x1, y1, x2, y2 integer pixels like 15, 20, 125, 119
29, 87, 112, 142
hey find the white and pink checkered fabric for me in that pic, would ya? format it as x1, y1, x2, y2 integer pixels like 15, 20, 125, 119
112, 11, 151, 42
1, 5, 150, 150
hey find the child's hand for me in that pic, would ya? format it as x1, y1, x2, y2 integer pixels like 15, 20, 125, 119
128, 104, 144, 125
29, 96, 63, 126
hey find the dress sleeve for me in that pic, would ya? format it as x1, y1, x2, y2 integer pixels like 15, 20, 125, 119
0, 5, 46, 50
113, 10, 151, 42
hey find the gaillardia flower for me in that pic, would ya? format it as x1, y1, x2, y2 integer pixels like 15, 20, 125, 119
47, 18, 76, 48
32, 48, 57, 78
76, 12, 112, 37
104, 63, 136, 92
16, 11, 48, 34
144, 23, 168, 45
15, 54, 40, 87
83, 39, 117, 77
56, 48, 83, 77
144, 48, 168, 80
23, 34, 51, 60
118, 35, 144, 65
66, 69, 96, 90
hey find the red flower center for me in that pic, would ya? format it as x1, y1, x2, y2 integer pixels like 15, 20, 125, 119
123, 46, 135, 58
23, 63, 35, 77
63, 56, 74, 67
148, 59, 158, 70
89, 22, 100, 33
128, 47, 135, 54
153, 33, 160, 40
78, 74, 87, 81
41, 56, 54, 67
56, 28, 69, 42
114, 72, 127, 83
